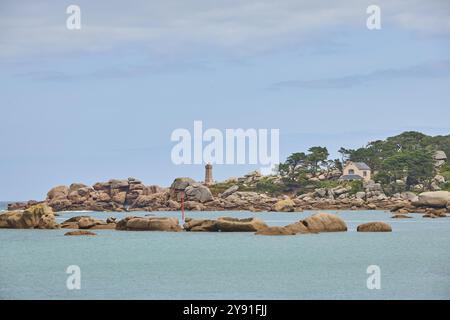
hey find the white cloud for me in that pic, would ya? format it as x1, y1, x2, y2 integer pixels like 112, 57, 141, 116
271, 60, 450, 89
0, 0, 449, 59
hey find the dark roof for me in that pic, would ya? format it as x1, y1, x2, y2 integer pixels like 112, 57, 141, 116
353, 162, 371, 170
339, 174, 363, 181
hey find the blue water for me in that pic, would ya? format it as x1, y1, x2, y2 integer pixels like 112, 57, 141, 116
0, 202, 9, 211
0, 209, 449, 299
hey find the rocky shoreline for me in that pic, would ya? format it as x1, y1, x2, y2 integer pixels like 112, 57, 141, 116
1, 175, 449, 236
0, 204, 393, 235
5, 175, 450, 216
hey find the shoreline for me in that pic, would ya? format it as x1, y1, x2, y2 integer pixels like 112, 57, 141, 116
3, 175, 450, 217
1, 202, 446, 235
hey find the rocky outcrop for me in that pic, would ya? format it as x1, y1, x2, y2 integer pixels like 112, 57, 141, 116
284, 221, 311, 234
47, 185, 70, 200
40, 178, 170, 212
64, 230, 97, 236
7, 200, 39, 211
301, 212, 347, 232
183, 218, 219, 232
357, 222, 392, 232
183, 217, 268, 232
185, 184, 213, 203
116, 216, 182, 231
129, 192, 169, 211
294, 182, 403, 211
0, 212, 24, 228
168, 178, 213, 203
414, 191, 450, 208
220, 185, 239, 198
256, 212, 351, 236
256, 221, 311, 236
271, 199, 295, 212
433, 150, 447, 167
0, 204, 58, 229
10, 173, 449, 213
60, 216, 116, 230
183, 201, 206, 211
255, 226, 297, 236
220, 192, 278, 211
423, 210, 447, 218
215, 217, 268, 232
391, 214, 411, 219
169, 177, 196, 201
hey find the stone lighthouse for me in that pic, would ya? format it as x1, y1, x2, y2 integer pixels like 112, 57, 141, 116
204, 163, 214, 186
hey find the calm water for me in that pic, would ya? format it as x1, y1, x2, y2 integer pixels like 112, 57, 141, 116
0, 202, 9, 211
0, 207, 449, 300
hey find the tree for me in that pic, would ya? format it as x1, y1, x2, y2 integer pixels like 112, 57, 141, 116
307, 146, 329, 173
278, 147, 330, 184
403, 150, 435, 189
376, 150, 434, 191
278, 152, 308, 182
338, 147, 351, 163
343, 131, 449, 174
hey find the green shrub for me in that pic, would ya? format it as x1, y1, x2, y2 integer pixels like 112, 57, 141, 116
348, 180, 363, 195
255, 178, 285, 195
208, 181, 238, 196
441, 182, 450, 192
439, 163, 450, 181
316, 180, 341, 189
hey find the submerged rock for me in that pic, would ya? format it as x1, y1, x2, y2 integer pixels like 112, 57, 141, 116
60, 216, 115, 229
64, 230, 96, 236
357, 222, 392, 232
183, 218, 218, 232
116, 216, 182, 231
255, 226, 297, 236
391, 214, 412, 219
301, 212, 347, 232
423, 213, 447, 218
106, 217, 116, 224
256, 221, 312, 236
215, 217, 268, 232
284, 221, 311, 234
183, 217, 268, 232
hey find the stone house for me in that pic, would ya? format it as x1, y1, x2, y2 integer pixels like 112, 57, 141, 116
339, 161, 371, 182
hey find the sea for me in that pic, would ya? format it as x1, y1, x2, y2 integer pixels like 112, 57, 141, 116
1, 201, 449, 299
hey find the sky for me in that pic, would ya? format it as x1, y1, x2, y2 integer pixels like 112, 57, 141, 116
0, 0, 450, 200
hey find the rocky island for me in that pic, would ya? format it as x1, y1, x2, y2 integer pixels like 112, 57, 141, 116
2, 132, 450, 232
4, 170, 450, 216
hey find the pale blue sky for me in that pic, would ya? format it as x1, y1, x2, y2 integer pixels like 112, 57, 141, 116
1, 0, 450, 200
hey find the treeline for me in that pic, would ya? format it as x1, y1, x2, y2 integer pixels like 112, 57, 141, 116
277, 131, 450, 194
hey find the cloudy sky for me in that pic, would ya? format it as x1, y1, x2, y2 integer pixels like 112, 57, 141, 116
1, 0, 450, 200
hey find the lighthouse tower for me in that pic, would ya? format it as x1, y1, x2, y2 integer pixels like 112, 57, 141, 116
204, 163, 214, 186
